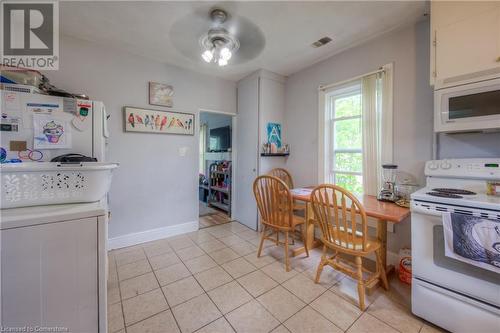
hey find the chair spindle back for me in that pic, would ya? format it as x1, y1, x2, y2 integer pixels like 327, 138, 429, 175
268, 168, 294, 189
253, 175, 293, 229
311, 185, 368, 251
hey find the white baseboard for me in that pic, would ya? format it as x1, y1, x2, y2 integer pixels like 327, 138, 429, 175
387, 250, 400, 267
108, 220, 199, 250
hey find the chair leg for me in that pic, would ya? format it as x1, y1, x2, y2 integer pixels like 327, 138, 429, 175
284, 231, 290, 272
355, 256, 365, 311
303, 224, 309, 258
376, 250, 389, 290
257, 225, 267, 258
314, 245, 327, 283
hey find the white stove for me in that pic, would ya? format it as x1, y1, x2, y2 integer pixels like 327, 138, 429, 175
412, 158, 500, 212
410, 158, 500, 333
412, 188, 500, 217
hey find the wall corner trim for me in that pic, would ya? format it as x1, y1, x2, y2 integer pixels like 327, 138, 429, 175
108, 220, 199, 250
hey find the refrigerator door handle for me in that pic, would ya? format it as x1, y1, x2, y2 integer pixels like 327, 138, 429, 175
102, 106, 109, 138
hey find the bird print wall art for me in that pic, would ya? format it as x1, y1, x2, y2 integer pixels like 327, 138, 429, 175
124, 107, 194, 135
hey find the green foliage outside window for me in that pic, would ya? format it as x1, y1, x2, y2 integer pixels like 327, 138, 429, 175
331, 93, 364, 194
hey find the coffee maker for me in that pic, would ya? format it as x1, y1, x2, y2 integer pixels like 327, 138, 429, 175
377, 164, 399, 202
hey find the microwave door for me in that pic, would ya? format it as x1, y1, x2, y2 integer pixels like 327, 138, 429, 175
435, 77, 500, 132
448, 90, 500, 121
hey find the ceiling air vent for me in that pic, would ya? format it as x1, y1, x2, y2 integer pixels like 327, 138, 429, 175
311, 37, 332, 48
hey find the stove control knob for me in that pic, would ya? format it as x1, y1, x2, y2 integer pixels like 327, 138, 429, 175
428, 162, 439, 170
441, 161, 452, 170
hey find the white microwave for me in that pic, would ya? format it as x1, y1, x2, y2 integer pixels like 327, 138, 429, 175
434, 77, 500, 132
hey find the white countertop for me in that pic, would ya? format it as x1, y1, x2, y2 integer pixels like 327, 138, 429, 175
1, 200, 107, 230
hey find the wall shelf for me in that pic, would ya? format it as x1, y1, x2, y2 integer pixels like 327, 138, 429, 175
260, 153, 290, 157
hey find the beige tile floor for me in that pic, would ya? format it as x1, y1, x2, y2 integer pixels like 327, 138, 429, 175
199, 210, 232, 229
108, 221, 446, 333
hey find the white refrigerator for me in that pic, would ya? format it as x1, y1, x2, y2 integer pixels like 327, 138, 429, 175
1, 89, 111, 332
1, 89, 109, 162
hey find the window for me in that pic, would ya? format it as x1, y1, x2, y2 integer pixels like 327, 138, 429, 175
319, 64, 393, 196
326, 82, 363, 193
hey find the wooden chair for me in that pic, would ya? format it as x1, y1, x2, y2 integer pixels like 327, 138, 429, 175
310, 184, 389, 310
253, 175, 309, 271
267, 168, 306, 210
268, 168, 307, 241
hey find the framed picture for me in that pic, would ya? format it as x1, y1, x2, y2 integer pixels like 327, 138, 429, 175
149, 82, 174, 107
124, 106, 194, 135
267, 122, 282, 148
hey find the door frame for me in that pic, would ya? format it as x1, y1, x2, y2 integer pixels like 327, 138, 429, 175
197, 108, 237, 220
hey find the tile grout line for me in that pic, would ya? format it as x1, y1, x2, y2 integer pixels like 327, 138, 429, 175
140, 242, 184, 333
109, 254, 127, 333
191, 223, 279, 332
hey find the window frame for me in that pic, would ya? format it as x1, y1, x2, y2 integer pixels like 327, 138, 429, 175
324, 81, 363, 192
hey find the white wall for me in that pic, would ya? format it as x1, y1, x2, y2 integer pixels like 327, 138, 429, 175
44, 35, 236, 244
284, 20, 434, 252
259, 71, 287, 175
437, 132, 500, 158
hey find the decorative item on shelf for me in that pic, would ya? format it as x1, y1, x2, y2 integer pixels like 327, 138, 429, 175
149, 82, 174, 107
266, 122, 282, 151
261, 142, 290, 156
262, 143, 271, 154
124, 106, 194, 135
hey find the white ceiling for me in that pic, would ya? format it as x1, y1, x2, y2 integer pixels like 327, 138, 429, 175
60, 1, 427, 81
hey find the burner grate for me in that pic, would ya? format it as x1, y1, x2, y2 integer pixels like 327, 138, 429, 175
432, 188, 476, 195
426, 192, 463, 199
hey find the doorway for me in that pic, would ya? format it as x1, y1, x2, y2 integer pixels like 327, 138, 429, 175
198, 110, 234, 229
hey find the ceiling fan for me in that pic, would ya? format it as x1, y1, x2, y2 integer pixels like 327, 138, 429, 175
169, 6, 265, 67
199, 9, 239, 66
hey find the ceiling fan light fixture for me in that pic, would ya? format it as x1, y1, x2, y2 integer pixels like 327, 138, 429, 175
199, 9, 239, 67
218, 58, 228, 66
202, 49, 214, 62
220, 47, 232, 61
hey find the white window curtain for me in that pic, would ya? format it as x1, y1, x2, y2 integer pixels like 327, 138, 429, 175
361, 64, 393, 195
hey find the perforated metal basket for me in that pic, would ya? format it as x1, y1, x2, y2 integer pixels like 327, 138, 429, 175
0, 162, 118, 209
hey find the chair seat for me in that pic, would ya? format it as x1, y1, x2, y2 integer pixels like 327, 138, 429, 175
262, 214, 305, 230
323, 225, 381, 253
292, 214, 306, 227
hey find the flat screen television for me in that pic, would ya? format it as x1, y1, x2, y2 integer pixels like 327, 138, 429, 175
209, 126, 231, 152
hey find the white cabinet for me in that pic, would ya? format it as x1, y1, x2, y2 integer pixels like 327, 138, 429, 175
430, 1, 500, 88
234, 73, 260, 230
1, 203, 107, 332
233, 70, 286, 230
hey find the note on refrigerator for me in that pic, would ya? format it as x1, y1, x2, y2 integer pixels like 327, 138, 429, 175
33, 113, 72, 149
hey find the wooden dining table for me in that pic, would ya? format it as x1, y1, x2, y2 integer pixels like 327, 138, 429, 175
290, 187, 410, 281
